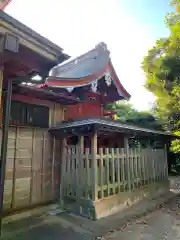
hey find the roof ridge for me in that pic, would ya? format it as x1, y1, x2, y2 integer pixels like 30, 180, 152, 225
51, 42, 109, 76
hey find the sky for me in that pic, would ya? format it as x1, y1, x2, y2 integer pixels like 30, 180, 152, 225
5, 0, 173, 110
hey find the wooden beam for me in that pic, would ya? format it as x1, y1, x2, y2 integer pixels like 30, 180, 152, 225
59, 138, 66, 205
164, 144, 168, 180
91, 131, 98, 201
0, 67, 3, 125
3, 51, 43, 73
78, 135, 84, 199
0, 20, 62, 61
124, 137, 131, 192
3, 45, 56, 80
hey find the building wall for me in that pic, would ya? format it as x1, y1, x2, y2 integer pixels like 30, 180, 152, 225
65, 92, 102, 120
2, 97, 64, 213
11, 94, 64, 126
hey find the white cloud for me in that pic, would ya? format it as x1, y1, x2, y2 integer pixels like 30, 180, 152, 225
6, 0, 155, 110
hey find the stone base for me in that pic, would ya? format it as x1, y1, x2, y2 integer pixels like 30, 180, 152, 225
94, 181, 169, 219
62, 181, 170, 220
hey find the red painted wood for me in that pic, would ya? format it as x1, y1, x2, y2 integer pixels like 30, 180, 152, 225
65, 92, 103, 120
12, 94, 52, 106
0, 0, 11, 10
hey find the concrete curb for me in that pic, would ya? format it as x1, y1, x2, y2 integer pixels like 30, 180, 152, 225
61, 191, 178, 238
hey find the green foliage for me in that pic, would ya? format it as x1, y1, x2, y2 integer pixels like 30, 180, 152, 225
170, 0, 180, 6
142, 1, 180, 153
105, 101, 162, 130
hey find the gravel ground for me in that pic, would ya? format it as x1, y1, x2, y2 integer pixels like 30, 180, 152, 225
104, 195, 180, 240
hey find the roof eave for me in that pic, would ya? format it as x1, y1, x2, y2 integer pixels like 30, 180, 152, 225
13, 85, 80, 105
1, 11, 63, 52
108, 60, 131, 101
0, 11, 70, 63
49, 117, 179, 139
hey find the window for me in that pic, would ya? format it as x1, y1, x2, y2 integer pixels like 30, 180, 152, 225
10, 100, 49, 128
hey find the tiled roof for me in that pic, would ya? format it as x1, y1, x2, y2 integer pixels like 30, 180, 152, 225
50, 43, 110, 79
50, 117, 179, 139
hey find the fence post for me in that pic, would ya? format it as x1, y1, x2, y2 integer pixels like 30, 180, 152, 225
124, 137, 131, 192
147, 141, 151, 185
77, 135, 84, 199
51, 137, 56, 199
152, 149, 156, 184
164, 144, 168, 181
105, 148, 110, 196
59, 138, 67, 205
99, 148, 104, 198
85, 148, 90, 198
116, 148, 121, 192
91, 132, 98, 201
111, 148, 115, 194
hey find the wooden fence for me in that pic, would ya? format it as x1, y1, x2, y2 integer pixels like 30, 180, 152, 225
62, 147, 168, 202
3, 127, 61, 212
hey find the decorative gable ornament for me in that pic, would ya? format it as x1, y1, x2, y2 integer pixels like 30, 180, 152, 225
95, 42, 107, 51
105, 70, 112, 86
91, 80, 98, 92
66, 86, 74, 92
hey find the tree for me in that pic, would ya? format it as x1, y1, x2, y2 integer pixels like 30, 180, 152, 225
105, 101, 162, 130
142, 1, 180, 172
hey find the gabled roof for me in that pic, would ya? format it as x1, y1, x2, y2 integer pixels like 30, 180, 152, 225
44, 42, 130, 102
50, 43, 110, 78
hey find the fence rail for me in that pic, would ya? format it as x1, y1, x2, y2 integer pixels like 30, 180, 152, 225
62, 147, 168, 202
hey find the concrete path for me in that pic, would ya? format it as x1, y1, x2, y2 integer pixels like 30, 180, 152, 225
4, 196, 180, 240
2, 177, 180, 240
105, 195, 180, 240
2, 213, 94, 240
1, 192, 177, 240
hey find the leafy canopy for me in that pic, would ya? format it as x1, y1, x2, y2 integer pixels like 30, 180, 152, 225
142, 1, 180, 152
105, 101, 162, 130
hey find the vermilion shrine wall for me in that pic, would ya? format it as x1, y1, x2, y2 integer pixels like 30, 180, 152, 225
64, 92, 103, 120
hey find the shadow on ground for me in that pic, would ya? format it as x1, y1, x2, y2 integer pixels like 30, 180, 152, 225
7, 223, 91, 240
2, 213, 93, 240
2, 177, 180, 240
